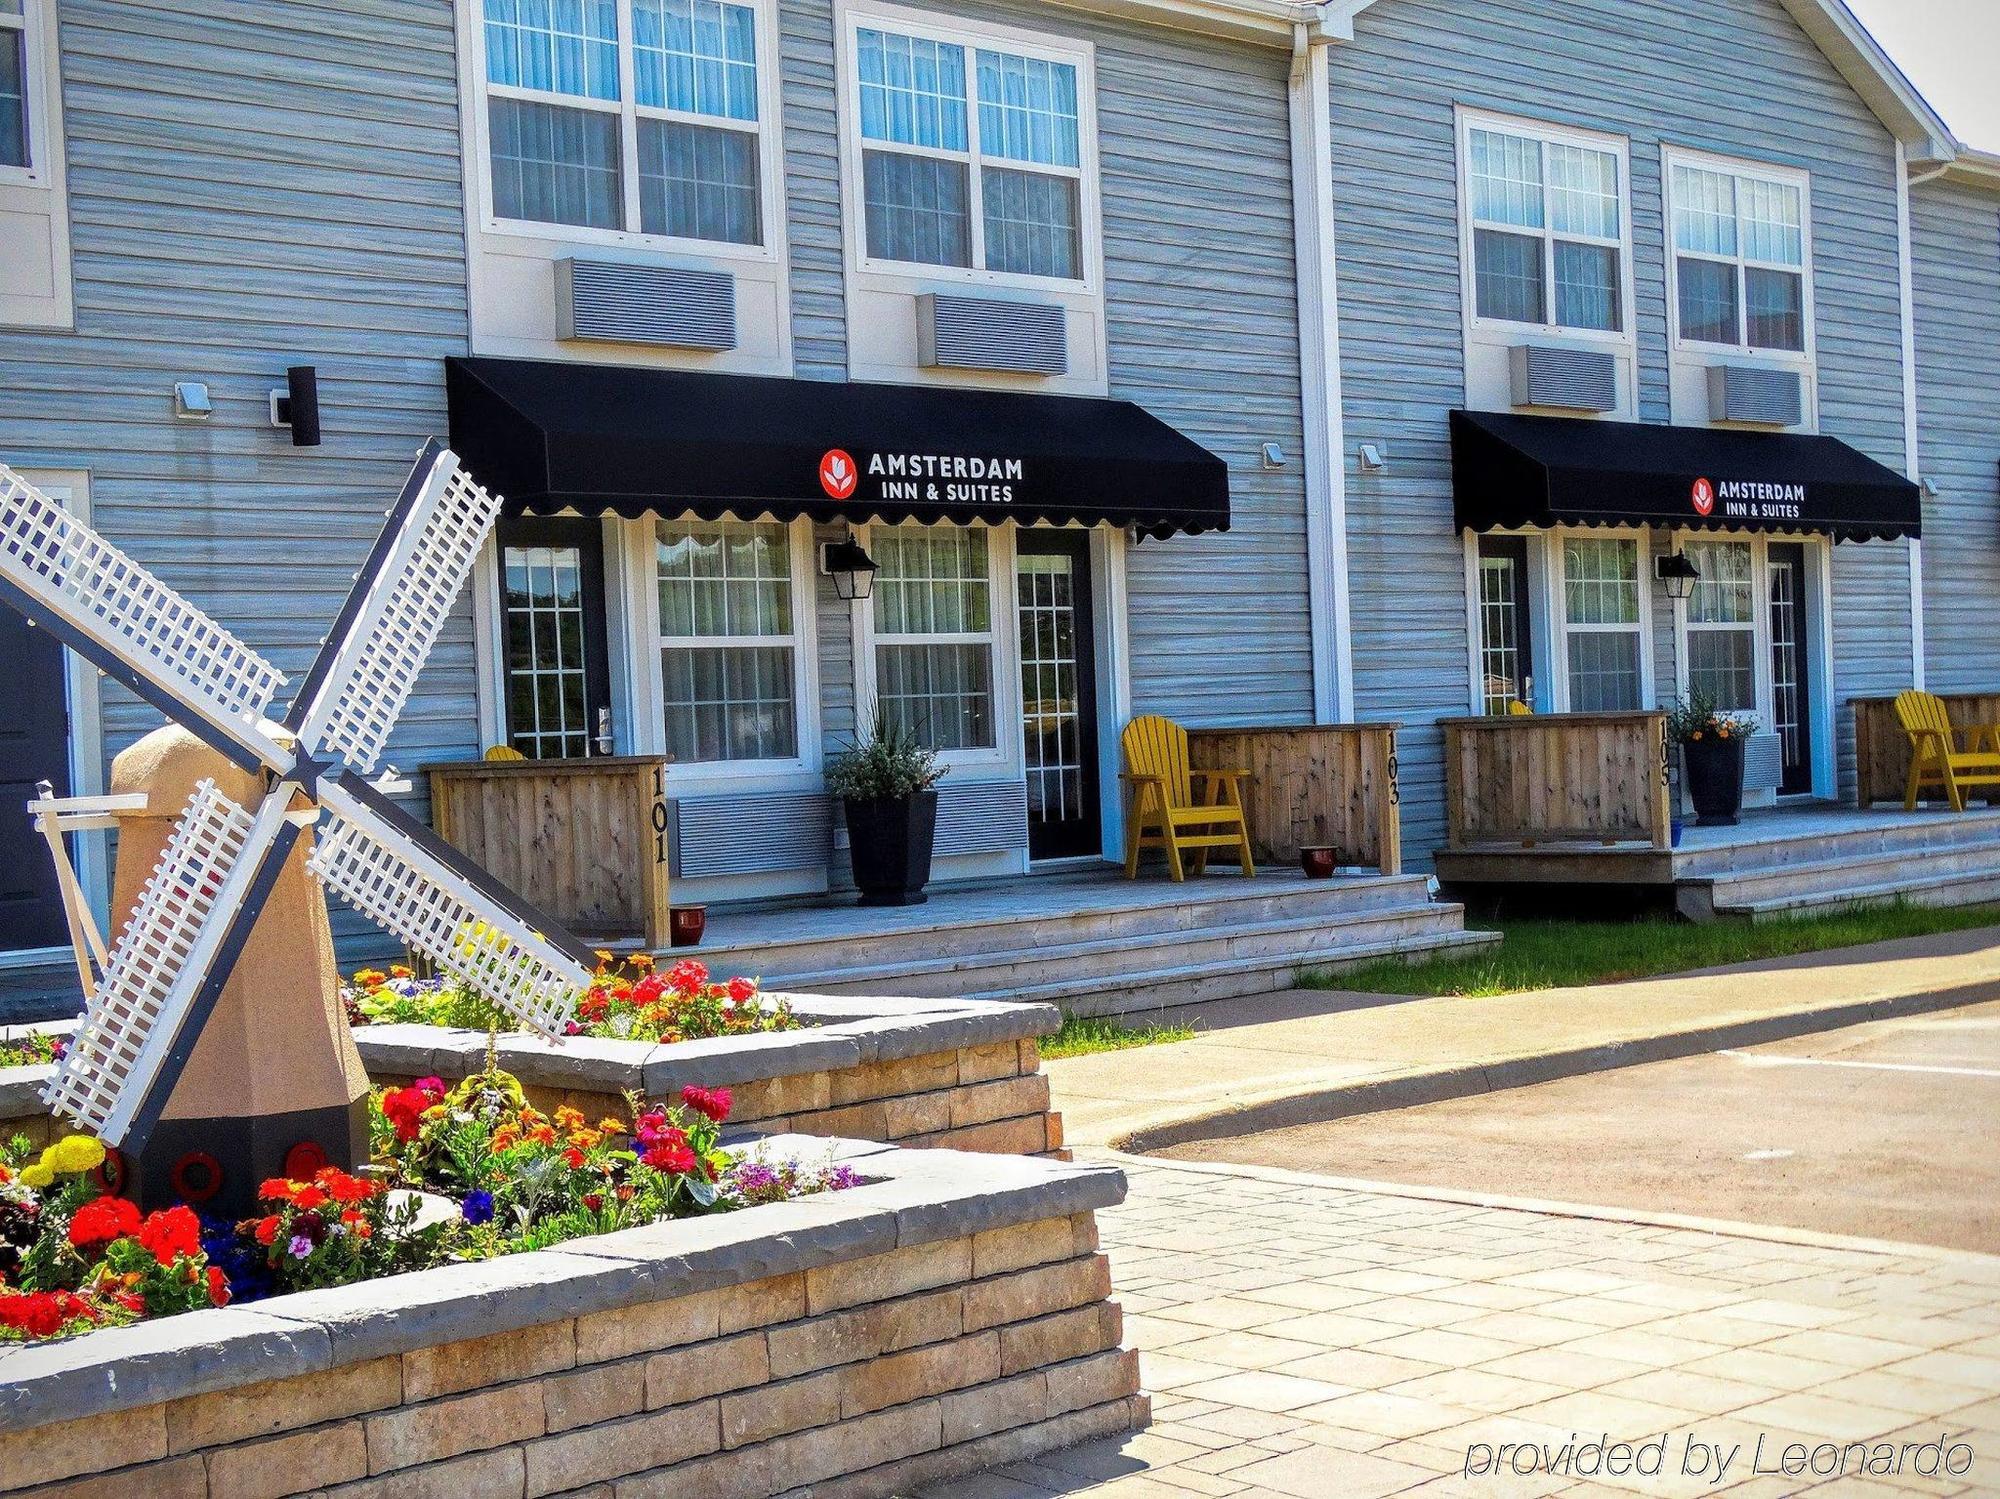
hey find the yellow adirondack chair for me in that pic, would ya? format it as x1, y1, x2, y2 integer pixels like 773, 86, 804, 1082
1119, 716, 1256, 881
483, 744, 527, 762
1894, 690, 2000, 811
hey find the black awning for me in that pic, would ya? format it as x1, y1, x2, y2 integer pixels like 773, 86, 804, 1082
1450, 409, 1920, 542
446, 356, 1229, 538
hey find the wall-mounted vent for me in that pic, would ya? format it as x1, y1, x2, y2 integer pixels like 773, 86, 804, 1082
1742, 732, 1784, 793
672, 792, 830, 878
917, 295, 1068, 376
557, 259, 737, 350
933, 778, 1030, 857
1708, 364, 1803, 427
1508, 344, 1618, 412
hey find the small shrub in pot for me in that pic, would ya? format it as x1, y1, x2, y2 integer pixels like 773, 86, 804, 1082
827, 709, 947, 906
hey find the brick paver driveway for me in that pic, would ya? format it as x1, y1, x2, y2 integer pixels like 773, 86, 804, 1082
921, 1155, 2000, 1499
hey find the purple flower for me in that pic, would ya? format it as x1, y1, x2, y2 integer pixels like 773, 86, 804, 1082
461, 1189, 496, 1226
825, 1165, 862, 1192
287, 1234, 314, 1259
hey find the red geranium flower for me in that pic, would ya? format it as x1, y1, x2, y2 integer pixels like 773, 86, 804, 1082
254, 1215, 282, 1246
291, 1185, 328, 1212
680, 1085, 732, 1124
726, 976, 757, 1004
630, 973, 669, 1007
641, 1141, 698, 1175
667, 959, 709, 997
258, 1177, 297, 1202
137, 1205, 202, 1267
318, 1169, 376, 1205
67, 1194, 141, 1249
381, 1086, 431, 1143
207, 1266, 231, 1307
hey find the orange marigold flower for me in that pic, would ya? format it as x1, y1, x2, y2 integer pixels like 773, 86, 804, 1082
258, 1177, 298, 1202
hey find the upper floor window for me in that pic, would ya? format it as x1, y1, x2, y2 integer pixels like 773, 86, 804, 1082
1, 0, 30, 170
1464, 118, 1626, 335
851, 17, 1090, 282
1670, 156, 1808, 355
481, 0, 765, 246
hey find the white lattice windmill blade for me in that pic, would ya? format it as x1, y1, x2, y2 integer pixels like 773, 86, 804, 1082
44, 782, 303, 1145
0, 464, 291, 774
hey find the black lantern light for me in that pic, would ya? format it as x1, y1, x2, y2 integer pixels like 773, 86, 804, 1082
820, 534, 878, 602
1655, 551, 1700, 602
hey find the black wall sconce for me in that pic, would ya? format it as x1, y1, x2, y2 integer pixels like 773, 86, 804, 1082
819, 534, 878, 602
268, 365, 323, 447
1655, 551, 1700, 602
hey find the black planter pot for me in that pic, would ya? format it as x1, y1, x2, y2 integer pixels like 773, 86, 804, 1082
1682, 736, 1746, 826
844, 789, 939, 906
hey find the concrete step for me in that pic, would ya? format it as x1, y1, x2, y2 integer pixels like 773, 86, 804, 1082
699, 873, 1438, 977
973, 927, 1503, 1020
773, 899, 1475, 999
1676, 812, 2000, 879
1714, 866, 2000, 923
1697, 840, 2000, 906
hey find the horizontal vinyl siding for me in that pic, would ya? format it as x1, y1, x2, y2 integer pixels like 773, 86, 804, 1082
780, 0, 847, 382
1331, 0, 1910, 859
0, 0, 471, 951
1912, 180, 2000, 694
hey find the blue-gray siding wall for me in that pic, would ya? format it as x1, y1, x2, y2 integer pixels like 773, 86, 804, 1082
1330, 0, 1912, 861
1912, 178, 2000, 692
0, 0, 475, 788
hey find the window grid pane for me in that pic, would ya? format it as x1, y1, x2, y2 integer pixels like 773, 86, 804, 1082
656, 519, 796, 763
0, 26, 24, 170
1477, 556, 1524, 715
873, 527, 995, 752
863, 149, 971, 267
1745, 266, 1805, 352
656, 518, 793, 638
1554, 240, 1620, 332
1568, 631, 1642, 712
638, 118, 760, 243
981, 166, 1078, 278
1474, 228, 1546, 324
1677, 256, 1740, 346
857, 28, 967, 150
1470, 129, 1543, 229
1739, 176, 1803, 266
1547, 143, 1619, 240
1687, 631, 1756, 712
1563, 538, 1642, 712
632, 0, 758, 120
1673, 165, 1737, 256
1686, 541, 1754, 625
878, 643, 993, 751
489, 97, 622, 228
975, 49, 1078, 168
661, 645, 797, 761
486, 0, 621, 99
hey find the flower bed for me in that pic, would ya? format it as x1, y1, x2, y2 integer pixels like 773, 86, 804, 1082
0, 1142, 1142, 1499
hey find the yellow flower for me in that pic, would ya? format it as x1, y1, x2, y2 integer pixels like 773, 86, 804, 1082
44, 1135, 106, 1175
352, 968, 387, 987
20, 1163, 54, 1189
389, 964, 414, 979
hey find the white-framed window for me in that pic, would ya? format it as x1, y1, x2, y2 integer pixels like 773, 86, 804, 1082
503, 543, 594, 758
473, 0, 776, 251
870, 523, 1000, 753
1667, 149, 1811, 356
1473, 534, 1535, 714
844, 8, 1096, 285
656, 517, 805, 763
1681, 536, 1758, 712
1460, 113, 1630, 336
0, 0, 28, 174
1559, 534, 1647, 711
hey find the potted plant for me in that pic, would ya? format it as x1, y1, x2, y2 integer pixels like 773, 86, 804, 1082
1667, 692, 1759, 827
826, 707, 946, 906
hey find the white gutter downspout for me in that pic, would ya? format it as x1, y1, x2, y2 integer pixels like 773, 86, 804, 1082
1289, 15, 1354, 721
1895, 141, 1937, 691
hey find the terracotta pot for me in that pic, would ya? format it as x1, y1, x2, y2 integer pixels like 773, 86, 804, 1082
669, 905, 707, 947
1298, 846, 1337, 880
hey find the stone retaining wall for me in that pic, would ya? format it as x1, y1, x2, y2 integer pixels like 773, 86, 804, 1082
0, 1140, 1142, 1499
0, 996, 1067, 1158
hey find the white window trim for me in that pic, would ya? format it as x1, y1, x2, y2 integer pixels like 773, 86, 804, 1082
1662, 143, 1816, 368
0, 0, 51, 189
462, 0, 788, 266
1550, 527, 1656, 714
850, 518, 1020, 775
1454, 108, 1637, 349
835, 0, 1104, 295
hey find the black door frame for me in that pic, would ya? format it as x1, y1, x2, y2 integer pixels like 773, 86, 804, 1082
1766, 540, 1814, 797
1014, 529, 1102, 862
0, 603, 75, 953
494, 516, 614, 758
1474, 534, 1535, 712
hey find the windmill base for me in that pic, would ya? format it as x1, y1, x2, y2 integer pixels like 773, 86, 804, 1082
120, 1096, 372, 1218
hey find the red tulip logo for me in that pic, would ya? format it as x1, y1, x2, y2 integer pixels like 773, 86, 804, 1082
1691, 477, 1715, 517
819, 449, 858, 500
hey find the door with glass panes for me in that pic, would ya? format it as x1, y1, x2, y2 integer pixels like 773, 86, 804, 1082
497, 518, 612, 759
1014, 531, 1100, 860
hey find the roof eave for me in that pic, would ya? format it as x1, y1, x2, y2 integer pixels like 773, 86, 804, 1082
1037, 0, 1323, 45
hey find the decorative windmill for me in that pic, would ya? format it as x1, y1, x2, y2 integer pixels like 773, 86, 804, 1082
0, 443, 593, 1211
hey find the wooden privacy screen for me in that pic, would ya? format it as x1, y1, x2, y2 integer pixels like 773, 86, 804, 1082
1442, 711, 1672, 850
428, 755, 671, 947
1186, 724, 1402, 873
1852, 693, 2000, 807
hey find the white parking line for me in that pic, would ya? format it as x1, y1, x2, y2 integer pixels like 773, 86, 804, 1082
1719, 1049, 2000, 1080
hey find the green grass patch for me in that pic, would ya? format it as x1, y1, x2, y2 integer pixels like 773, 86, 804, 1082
1306, 902, 2000, 999
1040, 1012, 1198, 1060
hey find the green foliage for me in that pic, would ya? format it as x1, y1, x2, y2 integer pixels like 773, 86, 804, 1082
1040, 1013, 1198, 1060
1665, 688, 1760, 746
1306, 902, 2000, 998
825, 705, 946, 801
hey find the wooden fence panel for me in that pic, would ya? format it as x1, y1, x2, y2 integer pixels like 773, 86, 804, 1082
1440, 712, 1670, 849
429, 755, 671, 947
1186, 724, 1402, 874
1851, 694, 2000, 806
